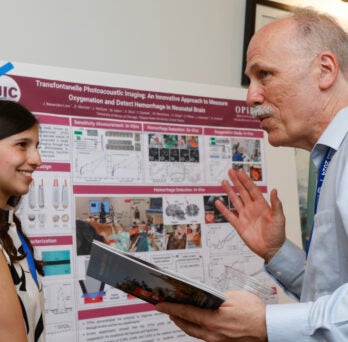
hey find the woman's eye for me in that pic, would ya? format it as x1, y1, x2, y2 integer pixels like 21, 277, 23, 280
16, 141, 32, 149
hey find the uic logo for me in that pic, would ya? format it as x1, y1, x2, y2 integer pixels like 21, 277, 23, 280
0, 75, 21, 101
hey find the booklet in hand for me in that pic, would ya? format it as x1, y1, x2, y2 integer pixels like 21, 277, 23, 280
87, 240, 226, 309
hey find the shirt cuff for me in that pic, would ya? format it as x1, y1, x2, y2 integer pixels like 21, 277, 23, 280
265, 240, 305, 283
266, 302, 311, 341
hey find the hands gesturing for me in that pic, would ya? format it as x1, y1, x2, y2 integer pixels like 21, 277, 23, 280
215, 169, 286, 262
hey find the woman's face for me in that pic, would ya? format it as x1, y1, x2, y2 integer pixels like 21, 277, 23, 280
0, 124, 41, 207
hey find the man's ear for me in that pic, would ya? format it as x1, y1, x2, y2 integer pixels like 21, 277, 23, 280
318, 51, 339, 90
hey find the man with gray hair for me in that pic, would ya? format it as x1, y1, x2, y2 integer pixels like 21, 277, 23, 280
156, 8, 348, 341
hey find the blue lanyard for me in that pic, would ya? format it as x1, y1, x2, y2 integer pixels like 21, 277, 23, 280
17, 231, 39, 288
306, 147, 334, 257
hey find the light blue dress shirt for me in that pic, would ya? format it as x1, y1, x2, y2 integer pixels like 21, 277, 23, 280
265, 108, 348, 341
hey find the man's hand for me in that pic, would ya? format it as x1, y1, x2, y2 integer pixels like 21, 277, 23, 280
156, 290, 267, 341
215, 169, 286, 262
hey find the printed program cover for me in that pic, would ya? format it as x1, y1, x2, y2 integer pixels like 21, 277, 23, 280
87, 240, 226, 309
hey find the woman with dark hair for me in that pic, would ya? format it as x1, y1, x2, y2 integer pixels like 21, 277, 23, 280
0, 100, 45, 341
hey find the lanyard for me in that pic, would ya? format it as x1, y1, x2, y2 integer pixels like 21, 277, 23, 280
17, 231, 39, 289
306, 147, 334, 257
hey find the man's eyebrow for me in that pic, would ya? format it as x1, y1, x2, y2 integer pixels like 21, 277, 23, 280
245, 62, 260, 74
246, 61, 272, 78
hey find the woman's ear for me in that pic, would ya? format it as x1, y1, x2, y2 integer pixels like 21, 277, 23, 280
317, 51, 339, 90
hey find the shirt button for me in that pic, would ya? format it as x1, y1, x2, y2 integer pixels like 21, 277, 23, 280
276, 272, 282, 278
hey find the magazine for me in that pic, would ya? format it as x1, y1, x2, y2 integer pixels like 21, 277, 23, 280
87, 240, 227, 309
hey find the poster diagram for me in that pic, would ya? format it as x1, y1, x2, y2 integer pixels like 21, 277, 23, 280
72, 120, 142, 184
1, 61, 276, 342
205, 127, 265, 185
144, 125, 204, 184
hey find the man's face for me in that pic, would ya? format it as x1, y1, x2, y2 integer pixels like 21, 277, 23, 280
245, 19, 320, 150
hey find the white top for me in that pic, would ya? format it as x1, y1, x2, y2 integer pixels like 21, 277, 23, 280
0, 211, 45, 341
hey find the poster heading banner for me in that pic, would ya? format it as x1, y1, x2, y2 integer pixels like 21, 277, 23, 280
5, 75, 259, 129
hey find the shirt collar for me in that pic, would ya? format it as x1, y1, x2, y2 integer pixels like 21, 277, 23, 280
311, 107, 348, 167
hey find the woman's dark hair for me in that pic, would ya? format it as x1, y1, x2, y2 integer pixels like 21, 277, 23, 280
0, 100, 44, 275
0, 100, 39, 139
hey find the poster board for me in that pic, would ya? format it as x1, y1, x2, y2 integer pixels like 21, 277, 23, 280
0, 61, 301, 341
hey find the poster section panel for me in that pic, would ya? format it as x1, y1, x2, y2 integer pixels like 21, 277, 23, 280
1, 63, 277, 342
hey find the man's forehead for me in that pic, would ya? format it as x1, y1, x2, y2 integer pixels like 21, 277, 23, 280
249, 17, 295, 48
246, 20, 296, 66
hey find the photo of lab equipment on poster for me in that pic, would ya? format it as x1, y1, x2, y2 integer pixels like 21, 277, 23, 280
75, 196, 203, 255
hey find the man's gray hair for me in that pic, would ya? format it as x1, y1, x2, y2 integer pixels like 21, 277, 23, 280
291, 7, 348, 78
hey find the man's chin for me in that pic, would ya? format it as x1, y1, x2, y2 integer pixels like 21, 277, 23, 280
267, 134, 285, 147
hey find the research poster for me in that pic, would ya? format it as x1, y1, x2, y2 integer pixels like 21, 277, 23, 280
0, 61, 277, 342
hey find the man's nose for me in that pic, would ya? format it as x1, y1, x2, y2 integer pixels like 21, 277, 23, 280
246, 81, 264, 107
